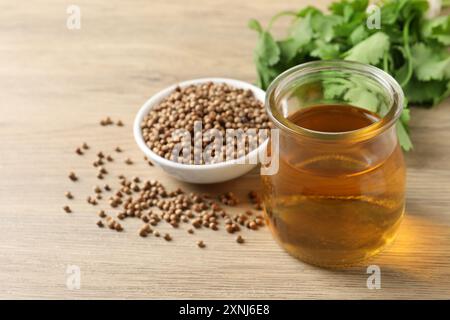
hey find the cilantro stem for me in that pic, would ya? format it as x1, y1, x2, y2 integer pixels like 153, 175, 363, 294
399, 15, 414, 88
267, 11, 297, 31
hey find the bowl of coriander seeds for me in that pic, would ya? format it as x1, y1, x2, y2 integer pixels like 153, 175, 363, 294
133, 78, 271, 184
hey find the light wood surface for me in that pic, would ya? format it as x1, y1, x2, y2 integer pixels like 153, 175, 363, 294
1, 0, 449, 299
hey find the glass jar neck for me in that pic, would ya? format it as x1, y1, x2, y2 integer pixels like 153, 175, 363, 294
265, 60, 404, 143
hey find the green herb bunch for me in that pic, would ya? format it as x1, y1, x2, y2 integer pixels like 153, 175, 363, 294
249, 0, 450, 150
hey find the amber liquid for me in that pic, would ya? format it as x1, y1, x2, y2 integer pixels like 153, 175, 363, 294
262, 105, 405, 267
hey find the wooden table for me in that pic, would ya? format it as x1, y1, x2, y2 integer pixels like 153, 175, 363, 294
1, 0, 449, 299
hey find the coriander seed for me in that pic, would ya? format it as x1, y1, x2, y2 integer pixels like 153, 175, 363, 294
68, 172, 78, 181
65, 191, 73, 199
197, 240, 205, 248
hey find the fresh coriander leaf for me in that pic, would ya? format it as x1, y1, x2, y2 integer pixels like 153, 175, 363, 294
277, 38, 300, 63
403, 76, 449, 105
311, 13, 343, 42
343, 87, 379, 112
255, 31, 280, 67
397, 120, 413, 151
401, 107, 411, 123
411, 43, 450, 81
349, 24, 369, 45
311, 40, 341, 60
343, 32, 390, 65
248, 19, 263, 33
399, 0, 428, 20
421, 15, 450, 45
323, 78, 350, 101
329, 0, 368, 17
289, 13, 314, 50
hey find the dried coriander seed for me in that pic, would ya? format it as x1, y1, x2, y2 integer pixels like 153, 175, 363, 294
97, 210, 106, 218
139, 228, 148, 237
115, 146, 122, 153
82, 142, 89, 150
96, 220, 104, 228
125, 158, 133, 165
116, 120, 124, 127
236, 235, 244, 244
197, 240, 205, 248
75, 148, 83, 155
68, 172, 78, 181
63, 205, 72, 213
140, 82, 270, 164
164, 233, 172, 241
65, 191, 73, 199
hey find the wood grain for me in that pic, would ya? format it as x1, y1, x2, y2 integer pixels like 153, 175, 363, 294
0, 0, 449, 299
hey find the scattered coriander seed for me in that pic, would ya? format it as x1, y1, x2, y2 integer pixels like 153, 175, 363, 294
94, 186, 102, 193
125, 158, 133, 165
96, 220, 104, 228
63, 205, 72, 213
106, 155, 113, 162
154, 231, 160, 237
65, 191, 73, 199
98, 210, 106, 218
236, 235, 245, 244
116, 120, 124, 127
209, 222, 218, 230
68, 172, 78, 181
187, 228, 194, 234
115, 223, 123, 232
107, 218, 116, 229
82, 142, 89, 150
164, 233, 172, 241
97, 173, 104, 180
139, 228, 148, 237
75, 147, 83, 155
197, 240, 205, 248
115, 146, 122, 153
104, 184, 111, 191
248, 221, 258, 230
142, 224, 151, 233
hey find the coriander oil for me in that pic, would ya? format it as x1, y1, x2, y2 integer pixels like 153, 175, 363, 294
262, 104, 405, 266
263, 61, 406, 267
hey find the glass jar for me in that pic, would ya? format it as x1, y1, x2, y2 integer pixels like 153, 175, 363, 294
262, 61, 406, 267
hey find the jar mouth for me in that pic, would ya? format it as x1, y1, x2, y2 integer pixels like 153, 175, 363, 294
265, 60, 404, 141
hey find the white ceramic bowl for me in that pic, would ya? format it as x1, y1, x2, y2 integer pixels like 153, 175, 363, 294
133, 78, 267, 184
